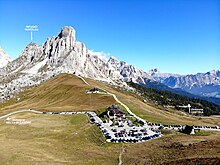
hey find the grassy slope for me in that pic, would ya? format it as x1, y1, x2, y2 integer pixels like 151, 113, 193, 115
0, 112, 219, 164
123, 131, 220, 164
0, 74, 116, 115
0, 113, 120, 165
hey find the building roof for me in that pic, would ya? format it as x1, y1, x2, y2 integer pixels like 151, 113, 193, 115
107, 105, 125, 116
89, 87, 100, 92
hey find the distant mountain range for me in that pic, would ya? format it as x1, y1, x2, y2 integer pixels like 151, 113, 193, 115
149, 69, 220, 104
0, 26, 219, 106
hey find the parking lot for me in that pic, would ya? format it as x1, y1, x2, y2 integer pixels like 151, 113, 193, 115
87, 112, 162, 143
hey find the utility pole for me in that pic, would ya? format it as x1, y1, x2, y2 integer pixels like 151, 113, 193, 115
188, 104, 191, 113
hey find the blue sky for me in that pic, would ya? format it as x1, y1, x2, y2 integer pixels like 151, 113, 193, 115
0, 0, 219, 74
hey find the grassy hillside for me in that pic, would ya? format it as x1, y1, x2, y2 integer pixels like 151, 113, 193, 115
0, 112, 219, 164
0, 74, 116, 115
0, 113, 120, 165
122, 131, 220, 164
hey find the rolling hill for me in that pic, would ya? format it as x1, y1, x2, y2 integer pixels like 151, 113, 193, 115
0, 74, 116, 114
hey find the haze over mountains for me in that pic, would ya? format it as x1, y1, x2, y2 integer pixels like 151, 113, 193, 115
0, 26, 219, 104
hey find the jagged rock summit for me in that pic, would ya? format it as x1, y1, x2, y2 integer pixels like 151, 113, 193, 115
58, 26, 76, 39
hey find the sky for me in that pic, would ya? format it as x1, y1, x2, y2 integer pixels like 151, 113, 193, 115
0, 0, 219, 75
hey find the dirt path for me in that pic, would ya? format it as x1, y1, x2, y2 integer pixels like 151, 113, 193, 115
118, 144, 125, 165
76, 75, 90, 86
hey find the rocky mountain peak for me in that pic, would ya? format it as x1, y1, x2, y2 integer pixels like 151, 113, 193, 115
24, 42, 38, 50
0, 47, 12, 68
58, 26, 76, 40
208, 70, 220, 76
26, 42, 38, 47
19, 42, 41, 62
41, 26, 78, 61
108, 56, 120, 64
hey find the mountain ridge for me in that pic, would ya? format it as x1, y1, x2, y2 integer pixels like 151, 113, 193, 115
0, 26, 152, 102
0, 26, 219, 106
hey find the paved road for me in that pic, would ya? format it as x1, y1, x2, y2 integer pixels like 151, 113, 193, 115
107, 92, 147, 124
0, 109, 43, 119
